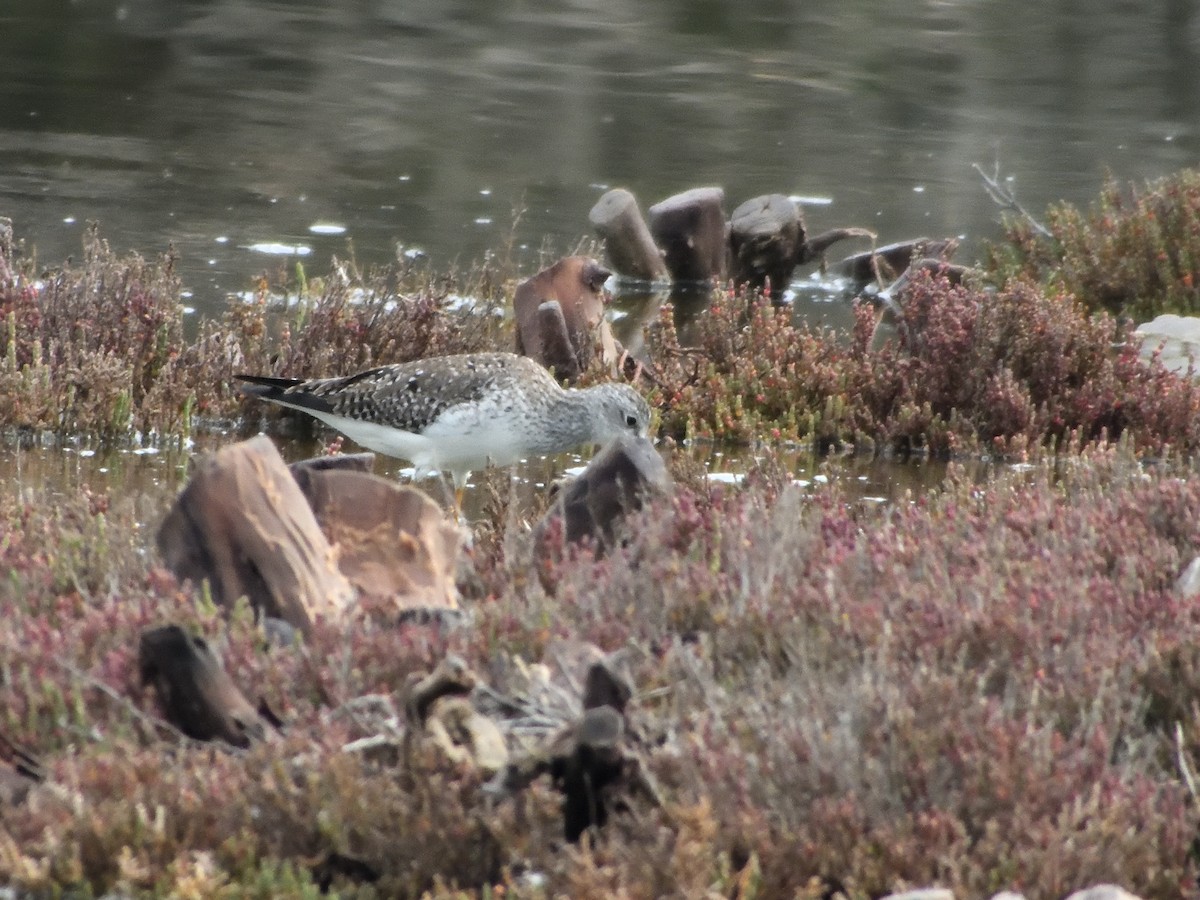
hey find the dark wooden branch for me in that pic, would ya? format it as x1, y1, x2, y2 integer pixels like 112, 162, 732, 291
139, 624, 274, 748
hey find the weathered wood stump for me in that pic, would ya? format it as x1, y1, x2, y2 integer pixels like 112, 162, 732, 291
139, 624, 274, 747
404, 655, 507, 776
729, 193, 805, 294
589, 189, 670, 283
157, 436, 354, 634
648, 187, 728, 284
514, 256, 618, 381
296, 468, 462, 615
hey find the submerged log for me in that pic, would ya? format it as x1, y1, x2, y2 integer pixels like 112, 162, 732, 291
729, 193, 805, 294
139, 624, 273, 747
589, 189, 669, 283
648, 187, 728, 284
297, 468, 462, 615
869, 258, 977, 352
838, 237, 958, 286
157, 436, 353, 634
514, 256, 619, 381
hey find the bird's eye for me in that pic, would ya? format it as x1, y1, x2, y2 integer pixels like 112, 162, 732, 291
625, 414, 639, 429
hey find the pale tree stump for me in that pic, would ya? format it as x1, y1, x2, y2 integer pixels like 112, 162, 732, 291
296, 468, 462, 615
156, 435, 354, 634
588, 189, 669, 283
648, 187, 728, 284
514, 256, 619, 381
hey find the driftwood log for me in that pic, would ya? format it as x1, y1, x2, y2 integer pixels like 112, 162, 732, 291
514, 256, 619, 381
485, 656, 661, 843
138, 624, 274, 747
589, 189, 669, 282
648, 187, 728, 284
403, 656, 507, 776
0, 730, 43, 808
157, 436, 354, 634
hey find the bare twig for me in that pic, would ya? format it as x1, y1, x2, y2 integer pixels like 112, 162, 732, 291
973, 161, 1052, 238
1175, 721, 1198, 803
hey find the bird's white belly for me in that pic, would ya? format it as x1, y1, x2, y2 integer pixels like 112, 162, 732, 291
421, 415, 527, 470
309, 409, 529, 475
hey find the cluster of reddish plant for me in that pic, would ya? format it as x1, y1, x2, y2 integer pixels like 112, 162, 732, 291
3, 448, 1200, 896
987, 168, 1200, 318
651, 269, 1200, 457
4, 169, 1200, 895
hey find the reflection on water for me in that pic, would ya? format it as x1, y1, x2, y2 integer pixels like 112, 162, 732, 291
1, 0, 1197, 317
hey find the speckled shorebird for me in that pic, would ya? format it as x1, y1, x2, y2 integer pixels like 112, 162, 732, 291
236, 352, 651, 507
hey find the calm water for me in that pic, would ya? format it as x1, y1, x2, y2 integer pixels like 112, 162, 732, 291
1, 0, 1197, 501
0, 436, 957, 528
2, 0, 1198, 318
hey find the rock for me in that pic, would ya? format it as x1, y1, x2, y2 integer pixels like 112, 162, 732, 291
138, 624, 274, 747
589, 189, 669, 283
514, 256, 619, 380
157, 436, 354, 634
648, 187, 728, 283
1135, 313, 1200, 376
1062, 887, 1144, 900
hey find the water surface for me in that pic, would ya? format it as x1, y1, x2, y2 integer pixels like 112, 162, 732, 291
2, 0, 1196, 315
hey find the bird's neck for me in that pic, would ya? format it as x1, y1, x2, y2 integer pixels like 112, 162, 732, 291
535, 386, 600, 451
